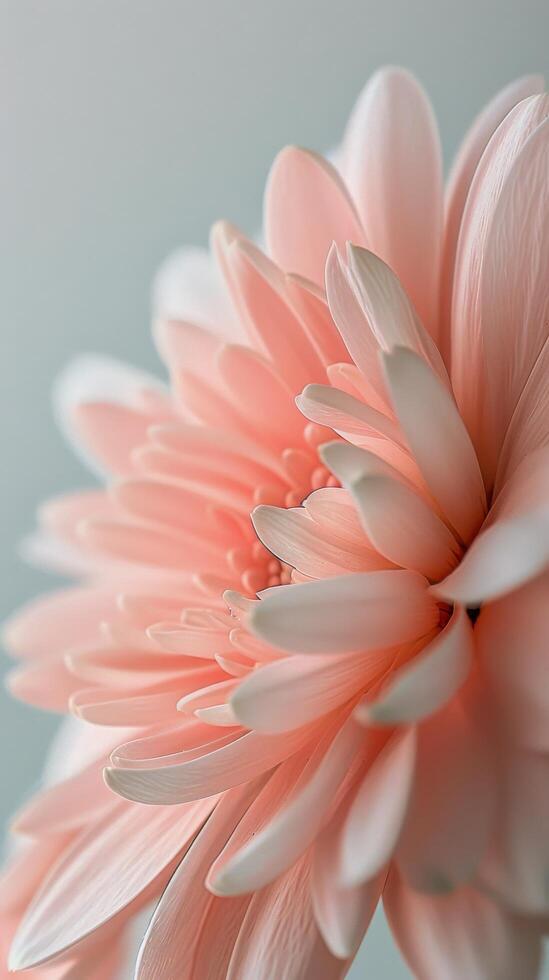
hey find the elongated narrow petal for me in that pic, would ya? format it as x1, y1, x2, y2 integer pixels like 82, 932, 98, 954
226, 853, 349, 980
135, 782, 260, 980
477, 573, 549, 751
435, 448, 549, 604
384, 868, 542, 980
105, 722, 320, 805
349, 474, 460, 580
479, 751, 549, 915
324, 245, 389, 411
265, 146, 365, 285
297, 382, 402, 446
249, 571, 439, 655
312, 806, 385, 958
208, 718, 364, 895
231, 650, 388, 734
439, 75, 544, 363
340, 729, 416, 887
396, 697, 497, 892
9, 798, 216, 970
252, 504, 376, 577
347, 246, 448, 384
382, 346, 487, 543
359, 605, 472, 725
451, 94, 549, 483
342, 67, 443, 336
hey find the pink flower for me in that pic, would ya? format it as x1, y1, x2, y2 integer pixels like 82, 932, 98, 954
4, 68, 548, 978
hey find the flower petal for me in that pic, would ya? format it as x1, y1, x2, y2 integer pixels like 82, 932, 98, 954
207, 718, 364, 895
135, 782, 260, 980
382, 346, 486, 543
359, 605, 473, 725
249, 571, 439, 655
9, 798, 217, 969
342, 67, 443, 336
396, 696, 497, 892
439, 75, 544, 363
226, 852, 350, 980
340, 729, 416, 887
477, 572, 549, 751
384, 868, 542, 980
435, 448, 549, 604
312, 806, 385, 958
265, 146, 365, 285
231, 650, 389, 734
105, 722, 321, 805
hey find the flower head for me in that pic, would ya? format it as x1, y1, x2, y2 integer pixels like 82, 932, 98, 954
3, 67, 549, 979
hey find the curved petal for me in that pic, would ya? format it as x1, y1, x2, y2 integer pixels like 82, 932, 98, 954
435, 448, 549, 604
342, 67, 443, 336
9, 798, 217, 970
223, 237, 326, 392
208, 718, 364, 895
231, 649, 389, 734
439, 74, 544, 363
359, 605, 473, 725
384, 868, 542, 980
53, 356, 165, 477
249, 571, 439, 655
477, 572, 549, 750
252, 504, 377, 577
347, 473, 460, 580
395, 697, 497, 892
265, 146, 365, 284
451, 94, 549, 483
135, 782, 260, 980
340, 729, 416, 888
382, 346, 486, 543
226, 853, 350, 980
312, 806, 385, 959
105, 721, 320, 805
479, 750, 549, 915
347, 247, 447, 383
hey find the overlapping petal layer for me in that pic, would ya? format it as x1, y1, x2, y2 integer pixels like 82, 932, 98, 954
3, 66, 549, 979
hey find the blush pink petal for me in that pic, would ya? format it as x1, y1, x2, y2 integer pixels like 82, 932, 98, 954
225, 853, 350, 980
250, 570, 438, 655
346, 473, 460, 580
382, 345, 486, 542
494, 337, 549, 491
395, 696, 497, 892
207, 718, 365, 895
435, 448, 549, 603
477, 571, 549, 750
9, 798, 217, 971
339, 728, 416, 888
312, 804, 385, 958
439, 74, 544, 363
135, 781, 261, 980
452, 94, 549, 482
264, 146, 365, 285
252, 503, 383, 577
105, 721, 323, 805
221, 237, 326, 393
358, 605, 473, 725
479, 750, 549, 915
230, 649, 391, 734
342, 67, 443, 337
384, 868, 542, 980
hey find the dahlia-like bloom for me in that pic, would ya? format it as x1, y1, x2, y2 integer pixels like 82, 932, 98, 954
3, 68, 548, 978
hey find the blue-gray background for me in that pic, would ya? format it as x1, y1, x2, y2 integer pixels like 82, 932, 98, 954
3, 2, 548, 975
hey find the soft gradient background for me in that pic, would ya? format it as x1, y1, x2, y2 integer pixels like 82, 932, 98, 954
3, 1, 548, 975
